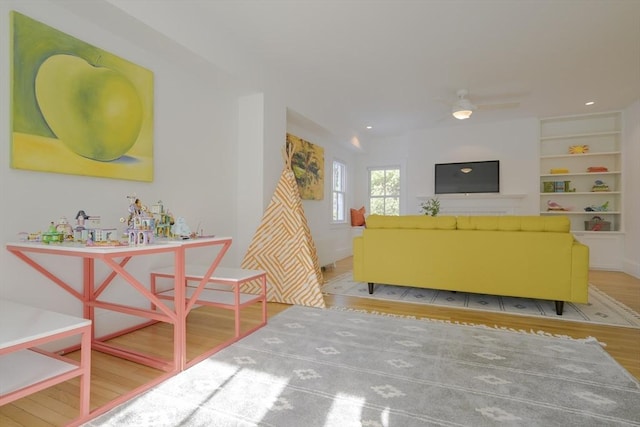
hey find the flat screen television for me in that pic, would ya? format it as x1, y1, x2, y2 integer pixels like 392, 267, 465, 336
434, 160, 500, 194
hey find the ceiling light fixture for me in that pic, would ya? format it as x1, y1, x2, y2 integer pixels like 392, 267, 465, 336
452, 109, 473, 120
366, 125, 373, 129
585, 101, 595, 106
460, 167, 473, 173
452, 89, 475, 120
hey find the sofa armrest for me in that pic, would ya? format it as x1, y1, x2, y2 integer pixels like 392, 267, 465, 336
571, 240, 589, 303
353, 236, 364, 282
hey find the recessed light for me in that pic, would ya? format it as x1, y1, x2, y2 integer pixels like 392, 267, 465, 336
366, 125, 373, 129
585, 101, 595, 106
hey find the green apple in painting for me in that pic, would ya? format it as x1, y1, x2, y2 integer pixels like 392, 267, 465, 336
35, 54, 143, 161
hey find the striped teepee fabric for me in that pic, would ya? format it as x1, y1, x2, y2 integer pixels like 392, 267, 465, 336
240, 148, 325, 308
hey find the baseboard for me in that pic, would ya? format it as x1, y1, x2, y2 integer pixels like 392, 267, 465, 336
622, 259, 640, 279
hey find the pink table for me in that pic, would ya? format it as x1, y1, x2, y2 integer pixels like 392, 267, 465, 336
6, 237, 232, 420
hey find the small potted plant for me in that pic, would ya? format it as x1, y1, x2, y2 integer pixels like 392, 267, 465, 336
420, 198, 440, 216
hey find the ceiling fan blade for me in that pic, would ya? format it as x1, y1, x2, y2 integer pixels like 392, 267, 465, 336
476, 102, 520, 111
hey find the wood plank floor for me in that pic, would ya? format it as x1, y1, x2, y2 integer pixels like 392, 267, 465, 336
1, 258, 638, 426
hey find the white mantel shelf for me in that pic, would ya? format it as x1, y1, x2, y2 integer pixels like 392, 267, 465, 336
416, 194, 527, 216
417, 194, 526, 200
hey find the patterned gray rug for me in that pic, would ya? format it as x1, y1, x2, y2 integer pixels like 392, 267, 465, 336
86, 305, 639, 426
323, 273, 640, 329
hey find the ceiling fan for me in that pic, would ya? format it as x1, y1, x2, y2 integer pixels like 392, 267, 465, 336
450, 89, 520, 120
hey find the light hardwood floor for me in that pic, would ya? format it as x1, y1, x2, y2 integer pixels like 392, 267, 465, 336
1, 258, 638, 426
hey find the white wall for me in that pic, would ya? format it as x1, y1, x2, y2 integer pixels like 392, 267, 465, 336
0, 1, 245, 329
356, 118, 540, 215
623, 100, 640, 277
287, 111, 358, 266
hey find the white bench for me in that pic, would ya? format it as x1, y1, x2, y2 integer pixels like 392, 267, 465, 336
0, 299, 92, 424
150, 265, 267, 364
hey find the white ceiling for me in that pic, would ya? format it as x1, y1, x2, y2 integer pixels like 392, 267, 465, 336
192, 0, 640, 142
104, 0, 640, 143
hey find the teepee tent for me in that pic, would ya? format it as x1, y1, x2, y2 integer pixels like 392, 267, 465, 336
240, 145, 325, 308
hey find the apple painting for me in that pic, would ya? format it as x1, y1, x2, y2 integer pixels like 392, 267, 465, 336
35, 54, 143, 161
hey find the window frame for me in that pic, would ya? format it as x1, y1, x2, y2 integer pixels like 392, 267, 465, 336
331, 159, 347, 224
368, 166, 402, 216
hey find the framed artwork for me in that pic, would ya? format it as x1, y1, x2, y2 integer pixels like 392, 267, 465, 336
286, 133, 324, 200
10, 12, 154, 182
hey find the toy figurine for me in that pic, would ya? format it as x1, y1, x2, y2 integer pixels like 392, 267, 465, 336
42, 222, 63, 244
123, 194, 155, 245
56, 216, 73, 240
547, 200, 572, 211
585, 201, 609, 212
171, 217, 192, 239
591, 180, 610, 192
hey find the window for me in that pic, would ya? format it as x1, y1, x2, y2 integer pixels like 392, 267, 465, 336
369, 167, 400, 215
332, 160, 346, 222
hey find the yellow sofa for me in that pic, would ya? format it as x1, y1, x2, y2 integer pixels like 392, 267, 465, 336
353, 215, 589, 315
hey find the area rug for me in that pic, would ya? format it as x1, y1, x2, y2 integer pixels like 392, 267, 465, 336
323, 273, 640, 329
85, 305, 638, 426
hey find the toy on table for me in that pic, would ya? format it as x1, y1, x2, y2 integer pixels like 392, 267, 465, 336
55, 216, 74, 240
150, 200, 174, 238
122, 195, 155, 245
42, 222, 63, 244
171, 217, 195, 239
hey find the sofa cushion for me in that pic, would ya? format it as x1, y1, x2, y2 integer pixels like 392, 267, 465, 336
365, 215, 457, 230
456, 215, 570, 232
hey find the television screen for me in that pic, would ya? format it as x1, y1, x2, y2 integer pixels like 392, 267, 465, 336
435, 160, 500, 194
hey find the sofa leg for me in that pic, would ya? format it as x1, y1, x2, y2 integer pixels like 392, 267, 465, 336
368, 283, 374, 294
555, 301, 564, 315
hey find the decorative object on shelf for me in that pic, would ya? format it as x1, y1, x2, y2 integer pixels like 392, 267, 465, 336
547, 200, 571, 211
584, 216, 611, 231
420, 198, 440, 216
587, 166, 609, 173
550, 168, 569, 174
547, 180, 575, 193
542, 181, 555, 193
584, 201, 609, 212
568, 144, 589, 154
591, 180, 610, 192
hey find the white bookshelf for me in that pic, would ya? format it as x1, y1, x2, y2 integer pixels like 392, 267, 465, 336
539, 111, 624, 269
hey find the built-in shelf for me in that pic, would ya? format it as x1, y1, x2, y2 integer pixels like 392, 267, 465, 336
540, 211, 621, 215
540, 151, 621, 159
540, 171, 621, 178
539, 111, 623, 270
540, 191, 621, 195
540, 130, 620, 141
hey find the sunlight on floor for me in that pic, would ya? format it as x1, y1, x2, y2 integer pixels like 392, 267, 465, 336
193, 359, 289, 423
324, 392, 364, 426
